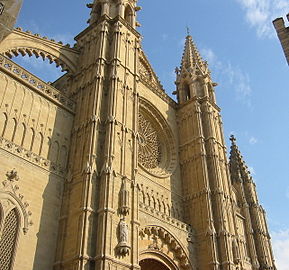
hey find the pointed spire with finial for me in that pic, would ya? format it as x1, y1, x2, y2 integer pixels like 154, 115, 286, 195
179, 32, 208, 76
229, 135, 253, 184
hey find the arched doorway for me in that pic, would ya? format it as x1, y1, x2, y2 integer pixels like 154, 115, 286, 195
140, 259, 170, 270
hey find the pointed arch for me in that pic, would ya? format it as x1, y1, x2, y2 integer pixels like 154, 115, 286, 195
14, 122, 26, 146
90, 3, 102, 24
183, 82, 191, 101
33, 132, 44, 156
0, 29, 80, 74
124, 4, 134, 25
42, 136, 51, 159
0, 112, 8, 137
139, 225, 192, 270
49, 140, 59, 163
4, 117, 17, 141
22, 127, 34, 151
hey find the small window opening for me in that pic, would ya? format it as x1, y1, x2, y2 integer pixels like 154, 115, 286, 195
90, 4, 102, 24
184, 83, 191, 101
124, 5, 133, 25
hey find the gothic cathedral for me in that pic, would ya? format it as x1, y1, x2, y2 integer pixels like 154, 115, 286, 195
0, 1, 276, 270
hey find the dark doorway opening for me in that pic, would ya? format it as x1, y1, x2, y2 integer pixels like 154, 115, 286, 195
140, 258, 170, 270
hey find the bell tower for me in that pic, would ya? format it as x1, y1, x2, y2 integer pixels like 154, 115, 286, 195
176, 34, 237, 270
54, 1, 142, 270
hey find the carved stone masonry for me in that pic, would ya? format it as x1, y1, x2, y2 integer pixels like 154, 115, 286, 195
1, 169, 33, 234
119, 178, 130, 216
116, 218, 130, 256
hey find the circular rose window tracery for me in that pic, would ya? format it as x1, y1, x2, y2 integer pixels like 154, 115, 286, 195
138, 99, 177, 178
138, 113, 161, 169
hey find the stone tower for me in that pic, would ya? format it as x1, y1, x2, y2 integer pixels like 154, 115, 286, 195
273, 14, 289, 65
0, 1, 277, 270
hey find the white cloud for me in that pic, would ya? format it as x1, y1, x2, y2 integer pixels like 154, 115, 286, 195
271, 229, 289, 270
201, 48, 252, 107
236, 0, 289, 38
249, 136, 258, 144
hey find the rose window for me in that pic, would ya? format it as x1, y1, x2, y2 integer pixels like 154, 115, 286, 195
138, 113, 161, 169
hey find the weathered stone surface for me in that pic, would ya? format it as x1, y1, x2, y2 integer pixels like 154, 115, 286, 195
0, 1, 277, 270
0, 0, 23, 42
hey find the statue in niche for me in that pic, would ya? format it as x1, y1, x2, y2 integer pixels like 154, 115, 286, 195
117, 218, 130, 256
119, 218, 128, 243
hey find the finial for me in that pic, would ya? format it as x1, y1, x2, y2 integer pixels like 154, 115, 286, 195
186, 26, 191, 37
230, 134, 236, 144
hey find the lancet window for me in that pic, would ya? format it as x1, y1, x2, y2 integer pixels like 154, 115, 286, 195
0, 206, 20, 270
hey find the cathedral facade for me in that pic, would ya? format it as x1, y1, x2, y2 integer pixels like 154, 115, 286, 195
0, 1, 276, 270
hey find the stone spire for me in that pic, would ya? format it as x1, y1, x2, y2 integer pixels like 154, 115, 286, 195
229, 135, 276, 270
175, 34, 216, 104
178, 34, 209, 77
229, 135, 253, 184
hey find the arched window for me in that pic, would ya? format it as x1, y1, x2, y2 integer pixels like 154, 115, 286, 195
183, 83, 191, 101
90, 4, 102, 24
0, 208, 20, 270
124, 5, 134, 25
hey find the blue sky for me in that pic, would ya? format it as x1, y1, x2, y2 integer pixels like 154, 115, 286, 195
15, 0, 289, 268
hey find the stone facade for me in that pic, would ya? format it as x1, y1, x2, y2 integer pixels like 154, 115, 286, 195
273, 14, 289, 65
0, 0, 23, 42
0, 1, 277, 270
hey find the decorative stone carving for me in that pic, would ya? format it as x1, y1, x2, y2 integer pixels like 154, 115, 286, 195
138, 98, 178, 178
232, 238, 241, 264
117, 218, 130, 256
0, 169, 33, 234
6, 169, 19, 182
119, 178, 130, 215
138, 112, 161, 170
139, 225, 191, 270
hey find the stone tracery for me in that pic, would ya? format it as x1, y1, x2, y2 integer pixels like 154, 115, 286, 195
138, 112, 161, 170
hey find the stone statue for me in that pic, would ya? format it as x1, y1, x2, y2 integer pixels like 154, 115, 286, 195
117, 218, 130, 256
119, 218, 128, 243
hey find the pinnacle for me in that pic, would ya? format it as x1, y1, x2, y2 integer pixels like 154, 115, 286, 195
180, 34, 207, 74
229, 136, 253, 183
